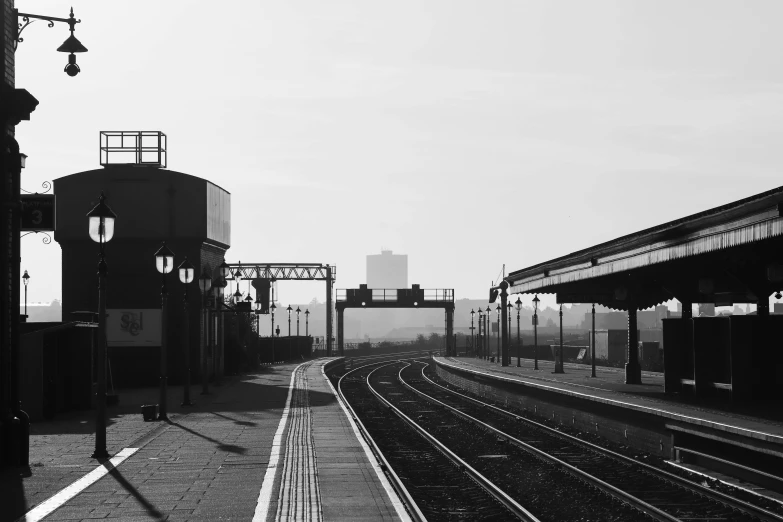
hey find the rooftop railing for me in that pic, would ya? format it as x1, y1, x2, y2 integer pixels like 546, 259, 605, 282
100, 131, 167, 168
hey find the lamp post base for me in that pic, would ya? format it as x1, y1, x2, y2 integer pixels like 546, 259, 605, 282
91, 449, 109, 459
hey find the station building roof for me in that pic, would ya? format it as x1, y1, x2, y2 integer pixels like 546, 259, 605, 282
507, 185, 783, 311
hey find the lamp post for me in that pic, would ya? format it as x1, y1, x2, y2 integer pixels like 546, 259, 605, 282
485, 306, 491, 360
555, 304, 565, 374
305, 309, 310, 336
591, 303, 596, 378
287, 305, 293, 360
295, 307, 301, 358
176, 259, 195, 406
22, 270, 29, 321
270, 302, 276, 362
532, 295, 539, 370
153, 241, 174, 421
87, 192, 116, 459
213, 274, 227, 379
495, 304, 501, 363
475, 309, 481, 359
515, 297, 522, 367
470, 309, 475, 357
254, 299, 261, 349
187, 269, 208, 405
506, 301, 512, 344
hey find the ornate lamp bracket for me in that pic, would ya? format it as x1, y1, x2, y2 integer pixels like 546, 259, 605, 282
14, 7, 81, 49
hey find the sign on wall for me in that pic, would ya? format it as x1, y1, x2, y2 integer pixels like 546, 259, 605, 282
107, 309, 162, 347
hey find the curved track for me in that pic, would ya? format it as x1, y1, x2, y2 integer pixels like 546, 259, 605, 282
400, 360, 783, 522
336, 359, 536, 521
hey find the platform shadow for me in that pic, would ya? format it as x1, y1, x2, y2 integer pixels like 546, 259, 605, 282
107, 464, 165, 520
168, 420, 247, 454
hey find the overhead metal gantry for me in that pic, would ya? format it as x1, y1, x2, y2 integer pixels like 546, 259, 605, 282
335, 284, 456, 356
226, 263, 335, 356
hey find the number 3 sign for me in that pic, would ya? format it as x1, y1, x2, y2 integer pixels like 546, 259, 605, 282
20, 194, 55, 231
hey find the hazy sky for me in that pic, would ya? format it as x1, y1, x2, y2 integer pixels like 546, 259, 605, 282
15, 1, 783, 311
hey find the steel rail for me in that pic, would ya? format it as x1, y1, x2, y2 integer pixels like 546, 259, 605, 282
396, 361, 677, 522
346, 351, 430, 363
413, 361, 783, 522
366, 362, 540, 522
336, 360, 427, 522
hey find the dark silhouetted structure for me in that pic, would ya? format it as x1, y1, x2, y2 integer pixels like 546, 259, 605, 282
54, 138, 230, 391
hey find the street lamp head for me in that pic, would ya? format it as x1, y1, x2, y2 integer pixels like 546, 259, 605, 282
470, 308, 475, 317
507, 302, 513, 310
19, 153, 27, 169
245, 294, 254, 304
305, 309, 310, 317
496, 304, 501, 312
153, 242, 175, 274
177, 258, 195, 284
232, 288, 242, 304
219, 260, 231, 279
198, 270, 212, 293
22, 270, 30, 286
533, 294, 540, 311
515, 296, 522, 311
86, 192, 116, 243
270, 302, 276, 312
485, 306, 491, 313
296, 306, 301, 317
56, 8, 87, 77
287, 305, 292, 316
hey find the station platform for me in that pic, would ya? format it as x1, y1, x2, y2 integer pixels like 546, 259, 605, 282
433, 355, 783, 492
3, 358, 408, 522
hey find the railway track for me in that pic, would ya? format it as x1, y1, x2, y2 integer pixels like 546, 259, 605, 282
398, 359, 783, 522
336, 360, 536, 521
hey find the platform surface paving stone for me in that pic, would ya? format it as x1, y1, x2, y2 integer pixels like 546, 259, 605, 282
4, 359, 407, 521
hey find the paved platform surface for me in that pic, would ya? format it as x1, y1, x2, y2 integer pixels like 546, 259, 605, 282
438, 356, 783, 444
1, 358, 406, 521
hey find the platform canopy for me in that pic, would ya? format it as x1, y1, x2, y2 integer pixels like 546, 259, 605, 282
507, 186, 783, 312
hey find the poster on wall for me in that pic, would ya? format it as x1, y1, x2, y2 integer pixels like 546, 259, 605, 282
107, 309, 162, 347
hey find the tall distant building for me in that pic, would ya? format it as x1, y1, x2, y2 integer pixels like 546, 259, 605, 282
367, 250, 408, 288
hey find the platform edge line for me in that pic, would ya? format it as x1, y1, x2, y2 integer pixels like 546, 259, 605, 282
16, 447, 139, 522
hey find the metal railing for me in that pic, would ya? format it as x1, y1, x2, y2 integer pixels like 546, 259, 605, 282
423, 289, 453, 301
336, 288, 454, 302
100, 131, 167, 168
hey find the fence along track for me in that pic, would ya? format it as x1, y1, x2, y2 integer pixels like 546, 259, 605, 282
407, 360, 783, 522
338, 360, 537, 521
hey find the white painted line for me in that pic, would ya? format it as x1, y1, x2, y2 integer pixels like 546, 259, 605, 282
17, 447, 139, 522
253, 361, 309, 522
321, 361, 413, 522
